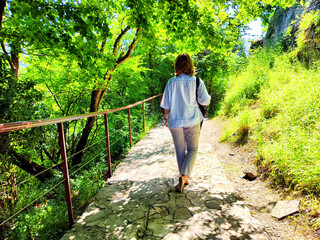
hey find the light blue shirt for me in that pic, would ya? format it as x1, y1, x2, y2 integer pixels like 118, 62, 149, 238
160, 74, 211, 128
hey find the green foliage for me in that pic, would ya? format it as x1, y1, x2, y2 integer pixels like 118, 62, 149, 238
220, 108, 255, 145
295, 10, 320, 50
219, 48, 276, 116
0, 56, 44, 122
1, 0, 302, 237
11, 199, 68, 240
193, 51, 231, 115
220, 48, 320, 201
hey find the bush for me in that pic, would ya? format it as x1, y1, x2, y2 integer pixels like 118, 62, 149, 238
220, 49, 275, 116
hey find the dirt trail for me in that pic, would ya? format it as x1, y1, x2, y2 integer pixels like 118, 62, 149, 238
201, 117, 315, 240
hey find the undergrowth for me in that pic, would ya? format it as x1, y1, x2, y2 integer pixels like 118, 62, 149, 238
220, 48, 320, 228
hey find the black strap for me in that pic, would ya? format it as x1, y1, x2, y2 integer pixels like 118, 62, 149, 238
196, 77, 203, 129
196, 77, 199, 103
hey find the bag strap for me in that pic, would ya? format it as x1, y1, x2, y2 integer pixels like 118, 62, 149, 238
196, 77, 199, 102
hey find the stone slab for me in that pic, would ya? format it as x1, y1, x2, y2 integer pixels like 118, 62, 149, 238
271, 200, 300, 219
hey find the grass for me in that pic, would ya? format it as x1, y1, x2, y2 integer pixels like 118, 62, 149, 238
220, 48, 320, 229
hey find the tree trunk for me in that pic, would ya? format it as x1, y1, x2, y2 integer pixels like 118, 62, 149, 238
71, 27, 141, 166
10, 41, 20, 79
71, 88, 107, 166
7, 148, 55, 182
149, 52, 155, 96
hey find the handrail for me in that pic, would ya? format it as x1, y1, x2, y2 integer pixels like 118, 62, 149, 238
0, 94, 162, 133
0, 93, 162, 229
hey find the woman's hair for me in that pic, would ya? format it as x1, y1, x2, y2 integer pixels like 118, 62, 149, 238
174, 53, 195, 76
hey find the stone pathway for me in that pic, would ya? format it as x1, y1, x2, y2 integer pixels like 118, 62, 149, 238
61, 120, 270, 240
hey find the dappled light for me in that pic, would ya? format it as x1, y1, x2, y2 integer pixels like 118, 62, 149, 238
2, 0, 320, 238
61, 121, 269, 239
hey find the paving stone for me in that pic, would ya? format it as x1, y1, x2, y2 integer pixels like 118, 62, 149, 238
175, 197, 192, 207
147, 218, 175, 237
205, 199, 223, 210
149, 205, 170, 219
173, 207, 193, 220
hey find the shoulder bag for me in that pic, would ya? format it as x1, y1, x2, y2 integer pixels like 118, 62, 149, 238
196, 77, 208, 118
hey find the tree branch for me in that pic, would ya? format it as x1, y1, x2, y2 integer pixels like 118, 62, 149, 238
100, 39, 107, 52
103, 27, 142, 82
8, 147, 55, 182
113, 26, 131, 55
0, 0, 6, 31
115, 27, 142, 66
1, 42, 14, 70
45, 83, 65, 115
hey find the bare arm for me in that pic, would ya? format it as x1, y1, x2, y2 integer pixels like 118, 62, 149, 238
164, 109, 170, 127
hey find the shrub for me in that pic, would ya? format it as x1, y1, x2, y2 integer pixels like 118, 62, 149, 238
220, 49, 276, 116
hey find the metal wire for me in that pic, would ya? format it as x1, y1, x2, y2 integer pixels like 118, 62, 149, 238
69, 148, 107, 177
69, 122, 136, 177
68, 137, 105, 159
0, 177, 65, 227
0, 162, 62, 197
68, 122, 124, 159
0, 109, 152, 227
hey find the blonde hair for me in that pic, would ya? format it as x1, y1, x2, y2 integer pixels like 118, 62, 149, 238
174, 53, 195, 76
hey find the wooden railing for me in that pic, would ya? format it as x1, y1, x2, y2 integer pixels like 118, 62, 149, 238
0, 94, 162, 228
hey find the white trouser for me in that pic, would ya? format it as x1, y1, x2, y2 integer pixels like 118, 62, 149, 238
169, 124, 200, 177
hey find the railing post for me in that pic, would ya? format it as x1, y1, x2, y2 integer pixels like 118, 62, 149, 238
57, 123, 74, 228
104, 114, 112, 178
128, 108, 132, 147
152, 98, 154, 114
142, 102, 145, 131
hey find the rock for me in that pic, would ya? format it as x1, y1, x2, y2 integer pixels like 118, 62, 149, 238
264, 0, 320, 51
270, 200, 300, 219
149, 206, 170, 219
243, 166, 258, 179
250, 39, 263, 50
176, 197, 192, 207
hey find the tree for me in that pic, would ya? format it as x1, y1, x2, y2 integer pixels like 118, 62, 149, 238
1, 0, 298, 179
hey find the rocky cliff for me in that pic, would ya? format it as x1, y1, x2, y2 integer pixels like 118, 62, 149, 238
263, 0, 320, 64
264, 0, 320, 48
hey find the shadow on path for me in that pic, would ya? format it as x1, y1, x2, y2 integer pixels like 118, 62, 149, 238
61, 122, 270, 240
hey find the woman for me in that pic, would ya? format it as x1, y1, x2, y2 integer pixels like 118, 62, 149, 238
160, 53, 211, 192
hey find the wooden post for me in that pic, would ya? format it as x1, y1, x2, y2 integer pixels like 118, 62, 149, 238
142, 102, 145, 131
128, 108, 132, 147
104, 114, 112, 178
57, 123, 74, 228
